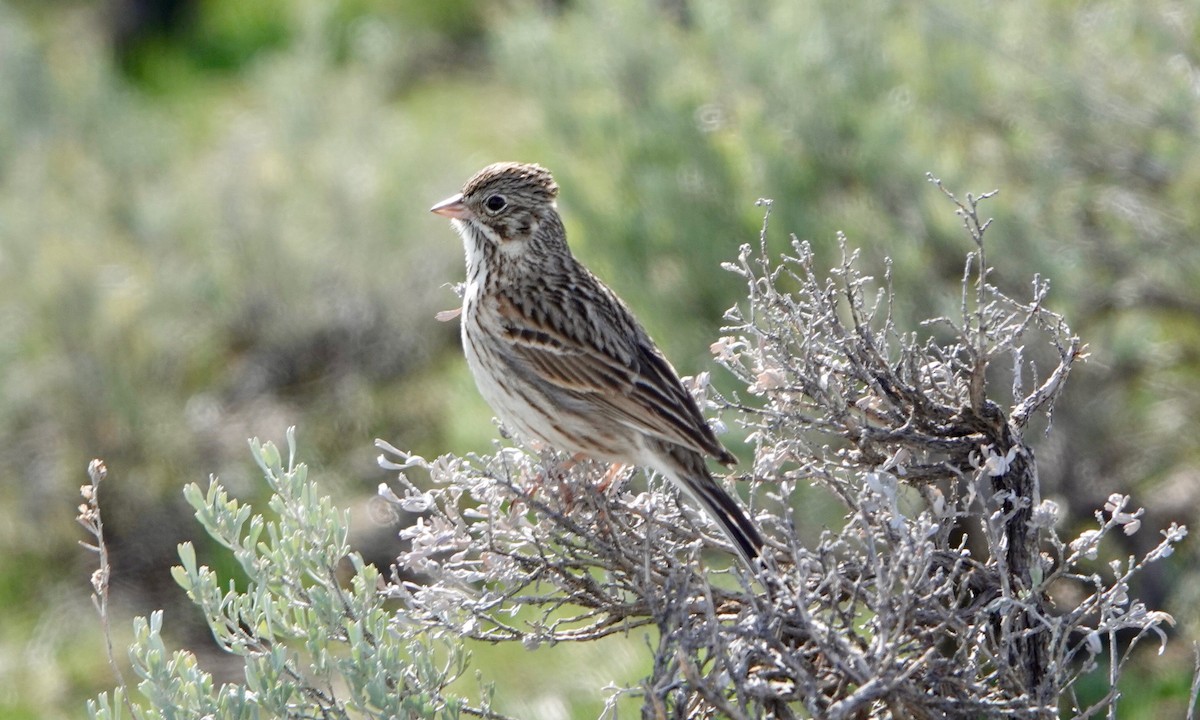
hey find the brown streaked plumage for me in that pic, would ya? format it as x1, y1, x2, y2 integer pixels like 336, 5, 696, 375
431, 162, 763, 565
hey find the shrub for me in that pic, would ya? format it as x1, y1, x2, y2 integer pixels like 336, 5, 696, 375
84, 184, 1188, 718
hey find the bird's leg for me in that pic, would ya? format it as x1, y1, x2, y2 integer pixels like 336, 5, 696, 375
555, 453, 592, 508
596, 463, 631, 494
523, 451, 589, 507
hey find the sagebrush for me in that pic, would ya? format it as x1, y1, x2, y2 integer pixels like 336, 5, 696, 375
85, 184, 1188, 719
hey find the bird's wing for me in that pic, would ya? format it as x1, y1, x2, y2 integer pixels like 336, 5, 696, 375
493, 288, 734, 464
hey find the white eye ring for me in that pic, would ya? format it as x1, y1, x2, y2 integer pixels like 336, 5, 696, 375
484, 194, 507, 214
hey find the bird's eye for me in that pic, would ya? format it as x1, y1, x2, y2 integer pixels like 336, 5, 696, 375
484, 194, 507, 213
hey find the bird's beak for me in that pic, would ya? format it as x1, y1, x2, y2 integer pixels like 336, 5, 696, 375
430, 193, 473, 220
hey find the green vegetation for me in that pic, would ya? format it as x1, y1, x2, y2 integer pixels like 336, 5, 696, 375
0, 0, 1197, 716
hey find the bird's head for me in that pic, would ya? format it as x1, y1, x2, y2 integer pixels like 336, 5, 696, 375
431, 162, 561, 258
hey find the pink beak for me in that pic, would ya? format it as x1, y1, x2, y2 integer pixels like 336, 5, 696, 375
430, 193, 473, 220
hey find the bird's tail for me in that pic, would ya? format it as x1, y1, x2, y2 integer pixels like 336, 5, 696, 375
655, 443, 764, 567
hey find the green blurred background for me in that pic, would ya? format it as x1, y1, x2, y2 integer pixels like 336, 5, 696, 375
2, 0, 1198, 717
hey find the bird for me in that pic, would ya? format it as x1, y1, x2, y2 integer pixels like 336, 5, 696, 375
430, 162, 763, 566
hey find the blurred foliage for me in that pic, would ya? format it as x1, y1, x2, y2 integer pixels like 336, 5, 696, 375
0, 0, 1196, 716
110, 0, 487, 93
0, 2, 494, 715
